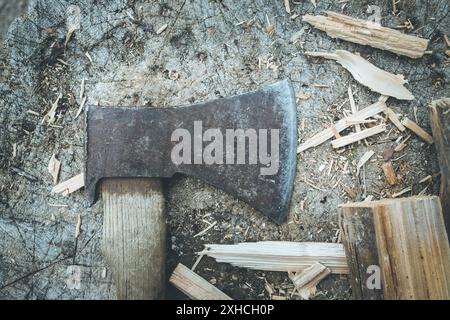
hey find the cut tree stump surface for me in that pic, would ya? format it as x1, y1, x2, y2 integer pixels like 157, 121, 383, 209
0, 0, 448, 299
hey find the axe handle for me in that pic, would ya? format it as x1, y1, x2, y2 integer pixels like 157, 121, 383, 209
101, 178, 166, 299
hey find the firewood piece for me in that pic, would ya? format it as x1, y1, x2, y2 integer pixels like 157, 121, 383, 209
429, 98, 450, 239
289, 262, 331, 300
339, 196, 450, 300
201, 241, 349, 274
305, 50, 414, 100
331, 124, 386, 149
381, 161, 398, 185
384, 107, 405, 131
302, 11, 429, 59
298, 101, 387, 152
51, 173, 84, 195
401, 117, 433, 144
169, 263, 232, 300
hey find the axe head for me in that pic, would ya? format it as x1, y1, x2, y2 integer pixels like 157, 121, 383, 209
85, 79, 297, 224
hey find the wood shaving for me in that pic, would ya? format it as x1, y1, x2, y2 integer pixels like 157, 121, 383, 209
305, 50, 414, 100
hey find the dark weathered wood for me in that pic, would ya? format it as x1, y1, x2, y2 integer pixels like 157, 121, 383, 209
101, 178, 165, 299
430, 98, 450, 239
339, 196, 450, 300
339, 206, 383, 299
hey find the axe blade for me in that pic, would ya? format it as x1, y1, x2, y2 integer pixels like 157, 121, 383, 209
85, 79, 297, 224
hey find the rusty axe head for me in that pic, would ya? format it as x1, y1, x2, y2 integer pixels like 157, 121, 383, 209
85, 79, 297, 224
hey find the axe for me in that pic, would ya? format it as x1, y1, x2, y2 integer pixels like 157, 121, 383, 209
84, 79, 297, 299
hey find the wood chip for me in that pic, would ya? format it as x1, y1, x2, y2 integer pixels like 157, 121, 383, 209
47, 154, 61, 184
156, 24, 168, 35
42, 93, 62, 125
394, 134, 411, 152
444, 34, 450, 47
419, 175, 432, 184
75, 96, 87, 119
356, 150, 375, 176
85, 52, 93, 64
200, 241, 349, 274
302, 11, 429, 58
284, 0, 291, 14
79, 78, 85, 101
331, 124, 386, 149
169, 263, 232, 300
12, 143, 17, 158
193, 221, 217, 238
392, 186, 412, 198
345, 119, 377, 125
401, 117, 433, 144
385, 107, 406, 131
289, 262, 331, 300
191, 253, 205, 272
348, 87, 360, 133
75, 214, 81, 238
27, 109, 40, 116
296, 92, 311, 101
305, 50, 414, 100
265, 279, 275, 295
382, 161, 398, 185
298, 100, 387, 152
51, 173, 84, 195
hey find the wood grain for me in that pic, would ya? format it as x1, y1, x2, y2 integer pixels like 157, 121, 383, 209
429, 98, 450, 239
101, 178, 165, 299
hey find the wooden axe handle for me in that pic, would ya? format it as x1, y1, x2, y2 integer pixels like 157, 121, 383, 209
101, 178, 165, 299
